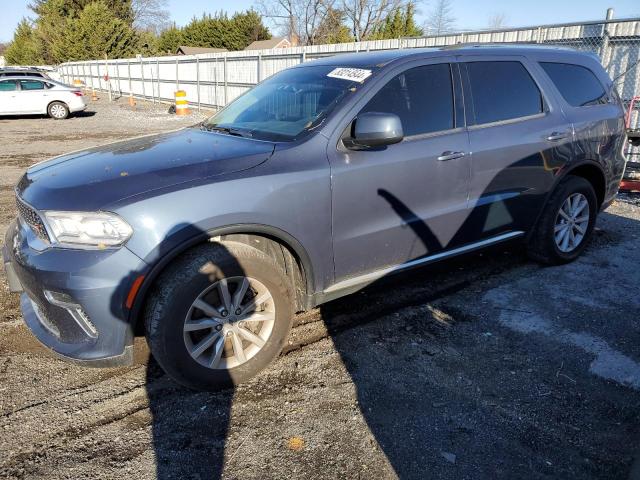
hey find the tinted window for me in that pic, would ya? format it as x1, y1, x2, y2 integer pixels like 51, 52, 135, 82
466, 61, 543, 125
540, 62, 607, 107
360, 63, 454, 136
0, 80, 17, 91
19, 80, 45, 91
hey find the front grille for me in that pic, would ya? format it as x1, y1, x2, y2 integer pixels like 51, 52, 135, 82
16, 196, 50, 242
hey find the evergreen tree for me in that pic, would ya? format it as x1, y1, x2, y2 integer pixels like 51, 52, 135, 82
371, 3, 423, 39
29, 0, 133, 24
63, 2, 140, 60
230, 10, 271, 49
316, 9, 353, 44
180, 11, 271, 51
4, 19, 44, 65
157, 24, 183, 54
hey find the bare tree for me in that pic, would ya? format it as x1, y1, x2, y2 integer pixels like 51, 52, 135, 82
132, 0, 171, 34
340, 0, 408, 41
258, 0, 341, 46
487, 13, 508, 29
425, 0, 456, 36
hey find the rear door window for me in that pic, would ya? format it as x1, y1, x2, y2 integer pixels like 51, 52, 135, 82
0, 80, 17, 91
465, 61, 543, 125
19, 80, 45, 91
540, 62, 607, 107
360, 63, 454, 136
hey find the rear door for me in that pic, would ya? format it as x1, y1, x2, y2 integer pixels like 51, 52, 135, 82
327, 57, 472, 281
17, 79, 49, 114
459, 56, 573, 240
537, 59, 626, 200
0, 80, 19, 114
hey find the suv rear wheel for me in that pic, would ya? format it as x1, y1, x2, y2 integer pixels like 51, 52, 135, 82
144, 241, 294, 391
527, 175, 598, 264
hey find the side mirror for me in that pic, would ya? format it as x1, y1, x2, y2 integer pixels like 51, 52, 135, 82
351, 112, 404, 148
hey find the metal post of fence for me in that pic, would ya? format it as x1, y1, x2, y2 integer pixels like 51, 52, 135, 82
157, 59, 160, 102
140, 56, 146, 100
105, 54, 112, 102
257, 54, 262, 84
300, 51, 306, 64
536, 26, 542, 43
223, 56, 228, 106
175, 57, 179, 91
116, 62, 121, 98
127, 59, 132, 96
149, 65, 156, 104
600, 8, 614, 65
196, 57, 201, 112
214, 57, 218, 109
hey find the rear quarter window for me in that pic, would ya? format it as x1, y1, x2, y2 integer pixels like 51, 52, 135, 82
465, 61, 543, 125
540, 62, 607, 107
19, 80, 45, 91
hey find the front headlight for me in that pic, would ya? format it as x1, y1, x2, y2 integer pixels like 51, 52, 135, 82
42, 211, 133, 248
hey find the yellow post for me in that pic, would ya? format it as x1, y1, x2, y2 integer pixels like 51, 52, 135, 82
175, 90, 190, 116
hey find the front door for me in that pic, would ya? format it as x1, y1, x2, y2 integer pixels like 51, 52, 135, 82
328, 59, 471, 282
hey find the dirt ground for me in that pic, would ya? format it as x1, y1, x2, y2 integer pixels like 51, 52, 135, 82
1, 97, 640, 480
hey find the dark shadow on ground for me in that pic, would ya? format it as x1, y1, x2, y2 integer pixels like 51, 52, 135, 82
0, 111, 96, 121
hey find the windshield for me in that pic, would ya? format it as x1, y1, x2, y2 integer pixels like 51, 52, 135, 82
203, 65, 369, 142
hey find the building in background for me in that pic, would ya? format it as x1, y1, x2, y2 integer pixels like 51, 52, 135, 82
244, 37, 291, 51
176, 46, 228, 55
0, 56, 5, 67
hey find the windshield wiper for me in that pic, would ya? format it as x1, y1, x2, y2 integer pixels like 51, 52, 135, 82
201, 124, 253, 138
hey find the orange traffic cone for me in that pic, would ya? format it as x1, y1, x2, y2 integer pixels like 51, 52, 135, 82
91, 89, 98, 101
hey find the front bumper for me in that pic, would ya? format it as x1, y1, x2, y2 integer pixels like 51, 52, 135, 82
3, 220, 148, 366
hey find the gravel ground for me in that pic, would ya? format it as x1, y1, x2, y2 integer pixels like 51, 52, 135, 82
1, 98, 640, 480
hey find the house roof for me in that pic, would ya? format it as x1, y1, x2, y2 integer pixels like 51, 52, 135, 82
176, 46, 228, 55
244, 37, 290, 51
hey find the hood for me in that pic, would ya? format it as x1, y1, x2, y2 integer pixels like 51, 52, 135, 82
17, 127, 275, 211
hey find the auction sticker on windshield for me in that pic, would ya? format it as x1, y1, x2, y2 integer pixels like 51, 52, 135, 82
327, 67, 372, 83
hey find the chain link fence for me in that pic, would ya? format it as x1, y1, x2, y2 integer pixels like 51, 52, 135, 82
57, 16, 640, 153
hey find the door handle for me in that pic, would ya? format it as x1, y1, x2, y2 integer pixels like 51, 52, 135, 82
437, 151, 466, 161
547, 132, 569, 142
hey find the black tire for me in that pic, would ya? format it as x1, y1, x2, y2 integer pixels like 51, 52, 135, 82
144, 241, 294, 391
527, 175, 598, 265
47, 101, 69, 120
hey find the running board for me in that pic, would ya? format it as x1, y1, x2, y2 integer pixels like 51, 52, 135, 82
323, 231, 524, 298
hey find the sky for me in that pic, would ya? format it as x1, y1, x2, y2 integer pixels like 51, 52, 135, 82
1, 0, 639, 43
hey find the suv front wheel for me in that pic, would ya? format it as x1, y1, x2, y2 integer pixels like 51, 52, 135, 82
144, 241, 294, 391
527, 175, 598, 264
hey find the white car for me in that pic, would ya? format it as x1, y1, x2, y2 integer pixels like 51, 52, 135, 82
0, 76, 87, 119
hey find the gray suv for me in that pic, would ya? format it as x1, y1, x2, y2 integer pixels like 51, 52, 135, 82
2, 46, 627, 390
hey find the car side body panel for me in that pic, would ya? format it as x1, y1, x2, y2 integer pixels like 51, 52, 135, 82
112, 133, 334, 294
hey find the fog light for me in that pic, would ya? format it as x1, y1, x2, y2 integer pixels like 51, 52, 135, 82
44, 290, 98, 339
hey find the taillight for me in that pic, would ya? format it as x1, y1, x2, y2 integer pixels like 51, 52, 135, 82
73, 91, 83, 97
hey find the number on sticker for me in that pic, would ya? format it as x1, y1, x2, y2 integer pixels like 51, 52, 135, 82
327, 68, 372, 83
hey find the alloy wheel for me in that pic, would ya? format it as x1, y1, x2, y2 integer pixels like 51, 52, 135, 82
50, 104, 67, 119
183, 276, 275, 369
554, 192, 590, 253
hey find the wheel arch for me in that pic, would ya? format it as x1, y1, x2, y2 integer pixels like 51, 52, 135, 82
562, 161, 606, 208
128, 224, 315, 333
527, 160, 606, 241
